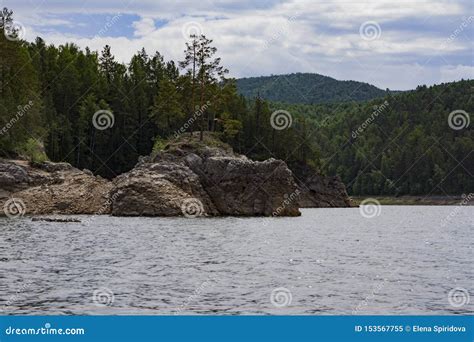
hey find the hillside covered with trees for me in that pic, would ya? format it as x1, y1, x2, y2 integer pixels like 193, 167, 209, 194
236, 73, 389, 104
1, 8, 471, 196
0, 8, 318, 180
273, 81, 473, 195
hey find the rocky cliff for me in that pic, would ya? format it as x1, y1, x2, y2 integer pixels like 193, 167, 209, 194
0, 134, 351, 217
0, 160, 112, 216
110, 134, 301, 216
292, 162, 352, 208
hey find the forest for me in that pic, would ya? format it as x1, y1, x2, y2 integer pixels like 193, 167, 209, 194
1, 8, 472, 195
0, 8, 318, 180
272, 81, 473, 195
236, 73, 389, 104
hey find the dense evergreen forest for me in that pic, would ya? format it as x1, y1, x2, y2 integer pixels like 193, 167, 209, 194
0, 9, 318, 180
273, 81, 473, 195
0, 8, 472, 195
236, 73, 388, 104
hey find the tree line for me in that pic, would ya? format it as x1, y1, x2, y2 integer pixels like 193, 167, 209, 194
274, 80, 473, 195
0, 8, 318, 179
236, 73, 389, 104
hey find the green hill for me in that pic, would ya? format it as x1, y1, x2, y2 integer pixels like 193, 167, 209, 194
236, 73, 388, 104
297, 80, 473, 195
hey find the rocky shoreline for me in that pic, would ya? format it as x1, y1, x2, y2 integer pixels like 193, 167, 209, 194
0, 135, 351, 217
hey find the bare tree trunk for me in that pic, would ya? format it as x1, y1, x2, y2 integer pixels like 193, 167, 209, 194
190, 44, 196, 138
199, 71, 205, 141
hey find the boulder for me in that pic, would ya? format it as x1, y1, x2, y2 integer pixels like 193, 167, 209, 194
186, 156, 300, 216
0, 160, 29, 192
110, 161, 218, 216
291, 162, 352, 207
110, 134, 301, 217
0, 159, 113, 216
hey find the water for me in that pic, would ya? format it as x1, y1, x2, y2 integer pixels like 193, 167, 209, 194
0, 207, 472, 315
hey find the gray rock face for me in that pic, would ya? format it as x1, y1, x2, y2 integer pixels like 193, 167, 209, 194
0, 161, 29, 192
31, 160, 74, 173
111, 135, 301, 217
0, 135, 351, 216
292, 163, 352, 207
0, 159, 113, 215
186, 156, 299, 216
110, 160, 218, 216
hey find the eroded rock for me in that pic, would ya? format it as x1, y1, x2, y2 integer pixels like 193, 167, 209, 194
0, 159, 113, 216
110, 134, 301, 217
0, 134, 350, 217
292, 162, 352, 207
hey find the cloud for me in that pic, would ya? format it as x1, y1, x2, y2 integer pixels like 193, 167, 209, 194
132, 17, 156, 37
5, 0, 473, 89
439, 65, 474, 83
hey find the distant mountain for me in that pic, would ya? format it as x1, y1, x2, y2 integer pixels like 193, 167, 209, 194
236, 73, 388, 104
307, 80, 474, 195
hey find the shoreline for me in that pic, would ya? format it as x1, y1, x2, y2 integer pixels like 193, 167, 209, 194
350, 195, 473, 206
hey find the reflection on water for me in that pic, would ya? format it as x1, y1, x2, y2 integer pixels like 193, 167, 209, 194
0, 206, 472, 315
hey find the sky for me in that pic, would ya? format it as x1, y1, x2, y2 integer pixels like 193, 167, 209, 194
2, 0, 473, 90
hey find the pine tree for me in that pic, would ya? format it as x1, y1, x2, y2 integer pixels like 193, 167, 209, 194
150, 78, 184, 135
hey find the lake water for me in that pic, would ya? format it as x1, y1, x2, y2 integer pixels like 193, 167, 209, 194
0, 206, 472, 315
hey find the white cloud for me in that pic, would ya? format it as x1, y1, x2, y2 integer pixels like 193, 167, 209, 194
439, 65, 474, 83
132, 17, 156, 37
10, 0, 473, 89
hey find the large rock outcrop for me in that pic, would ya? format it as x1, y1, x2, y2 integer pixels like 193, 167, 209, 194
110, 134, 301, 217
0, 160, 113, 215
0, 134, 351, 217
291, 162, 352, 207
110, 160, 219, 216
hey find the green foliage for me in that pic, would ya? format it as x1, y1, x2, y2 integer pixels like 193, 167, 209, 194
16, 138, 48, 163
150, 77, 184, 133
237, 73, 390, 104
151, 136, 167, 158
303, 81, 474, 195
180, 34, 229, 140
220, 112, 242, 140
0, 9, 44, 156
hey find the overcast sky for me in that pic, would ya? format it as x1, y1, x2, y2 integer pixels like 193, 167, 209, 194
3, 0, 473, 90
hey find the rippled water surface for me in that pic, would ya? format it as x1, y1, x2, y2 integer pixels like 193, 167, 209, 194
0, 207, 472, 315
